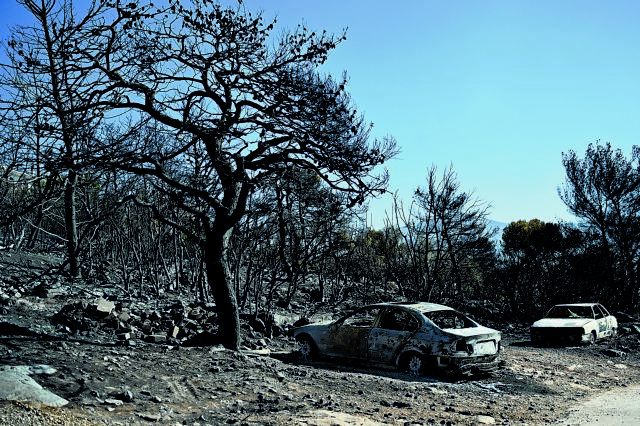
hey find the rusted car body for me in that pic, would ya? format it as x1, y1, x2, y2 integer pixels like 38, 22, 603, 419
530, 303, 618, 346
293, 302, 502, 376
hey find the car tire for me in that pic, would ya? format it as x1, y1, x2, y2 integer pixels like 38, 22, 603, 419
296, 335, 318, 360
588, 331, 597, 345
612, 328, 618, 337
401, 352, 429, 376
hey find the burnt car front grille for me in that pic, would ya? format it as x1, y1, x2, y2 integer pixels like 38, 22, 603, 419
531, 327, 585, 342
532, 327, 583, 336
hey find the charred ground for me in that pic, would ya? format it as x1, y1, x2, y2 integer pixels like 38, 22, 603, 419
1, 251, 640, 425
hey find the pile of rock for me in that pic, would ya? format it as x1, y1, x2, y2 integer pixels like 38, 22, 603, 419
48, 297, 291, 350
50, 297, 221, 346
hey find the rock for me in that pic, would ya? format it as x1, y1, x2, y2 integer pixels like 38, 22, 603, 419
146, 333, 167, 343
140, 320, 153, 333
181, 318, 199, 331
170, 326, 180, 339
189, 307, 204, 320
117, 332, 132, 341
0, 365, 68, 407
114, 389, 134, 403
138, 413, 162, 422
602, 348, 626, 357
28, 365, 57, 375
30, 281, 68, 298
94, 298, 115, 317
118, 311, 131, 323
474, 415, 496, 424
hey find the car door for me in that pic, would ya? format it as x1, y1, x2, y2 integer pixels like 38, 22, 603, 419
324, 307, 382, 360
368, 308, 419, 364
595, 304, 614, 334
593, 305, 610, 336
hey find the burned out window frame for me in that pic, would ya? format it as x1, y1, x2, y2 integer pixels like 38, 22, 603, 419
423, 310, 478, 330
593, 304, 606, 319
598, 304, 611, 316
339, 307, 383, 328
378, 308, 420, 332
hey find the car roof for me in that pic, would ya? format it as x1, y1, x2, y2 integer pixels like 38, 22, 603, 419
369, 302, 455, 313
553, 303, 599, 307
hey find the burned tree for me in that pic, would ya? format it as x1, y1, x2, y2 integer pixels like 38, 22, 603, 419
0, 0, 116, 275
560, 142, 640, 310
52, 0, 397, 349
412, 164, 495, 302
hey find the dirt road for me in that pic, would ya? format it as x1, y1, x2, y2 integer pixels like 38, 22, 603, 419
553, 384, 640, 425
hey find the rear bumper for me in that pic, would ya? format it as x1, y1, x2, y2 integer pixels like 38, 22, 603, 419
445, 354, 501, 375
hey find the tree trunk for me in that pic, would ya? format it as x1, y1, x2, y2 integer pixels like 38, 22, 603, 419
65, 169, 79, 277
205, 224, 240, 350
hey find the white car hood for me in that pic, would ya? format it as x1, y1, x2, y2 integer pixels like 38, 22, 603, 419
531, 318, 591, 328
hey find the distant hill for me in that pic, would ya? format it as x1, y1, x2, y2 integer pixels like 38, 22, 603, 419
488, 220, 507, 242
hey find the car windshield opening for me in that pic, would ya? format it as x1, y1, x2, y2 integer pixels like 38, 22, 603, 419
424, 311, 477, 329
546, 306, 594, 319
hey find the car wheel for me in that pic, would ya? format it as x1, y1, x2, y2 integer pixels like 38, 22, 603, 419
588, 331, 597, 345
401, 352, 428, 376
296, 335, 317, 360
612, 328, 618, 337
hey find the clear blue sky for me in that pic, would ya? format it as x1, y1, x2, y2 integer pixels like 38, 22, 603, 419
3, 1, 640, 226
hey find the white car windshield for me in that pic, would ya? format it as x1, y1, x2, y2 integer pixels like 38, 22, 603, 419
546, 306, 594, 319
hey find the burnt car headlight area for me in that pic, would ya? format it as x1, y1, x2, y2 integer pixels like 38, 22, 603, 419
531, 327, 587, 343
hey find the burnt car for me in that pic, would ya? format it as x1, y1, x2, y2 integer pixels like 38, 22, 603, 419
292, 302, 501, 376
530, 303, 617, 346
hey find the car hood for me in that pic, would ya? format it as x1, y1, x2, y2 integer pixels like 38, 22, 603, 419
531, 318, 591, 328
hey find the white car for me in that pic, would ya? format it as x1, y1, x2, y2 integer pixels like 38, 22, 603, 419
530, 303, 617, 346
292, 302, 502, 376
